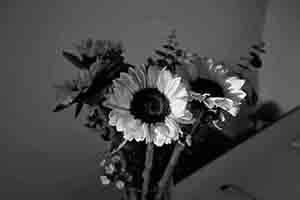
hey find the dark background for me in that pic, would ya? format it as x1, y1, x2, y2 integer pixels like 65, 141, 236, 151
1, 0, 299, 199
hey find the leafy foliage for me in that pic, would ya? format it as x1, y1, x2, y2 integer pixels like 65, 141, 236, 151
147, 30, 183, 72
53, 38, 131, 119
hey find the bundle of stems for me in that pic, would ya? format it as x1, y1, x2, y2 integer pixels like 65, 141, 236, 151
140, 114, 203, 200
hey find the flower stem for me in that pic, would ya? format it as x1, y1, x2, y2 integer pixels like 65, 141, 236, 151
142, 143, 154, 200
155, 142, 185, 200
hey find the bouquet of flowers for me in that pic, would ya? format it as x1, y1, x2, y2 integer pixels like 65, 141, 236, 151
53, 31, 264, 200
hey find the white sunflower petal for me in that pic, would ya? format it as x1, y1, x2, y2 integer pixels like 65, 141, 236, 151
153, 124, 170, 146
170, 99, 187, 118
142, 123, 152, 143
134, 65, 147, 88
129, 124, 146, 142
227, 106, 240, 117
157, 68, 173, 94
147, 66, 160, 88
170, 84, 188, 101
113, 86, 132, 108
226, 77, 245, 90
120, 72, 140, 92
165, 117, 179, 140
109, 110, 131, 126
228, 89, 247, 101
175, 110, 195, 124
128, 66, 147, 89
165, 77, 182, 99
123, 118, 143, 141
128, 67, 144, 89
205, 97, 233, 112
116, 117, 125, 132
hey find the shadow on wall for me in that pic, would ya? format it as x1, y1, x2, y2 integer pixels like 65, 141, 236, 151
261, 0, 300, 112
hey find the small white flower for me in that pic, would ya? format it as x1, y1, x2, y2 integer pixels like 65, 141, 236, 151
100, 159, 106, 167
115, 180, 125, 190
100, 175, 110, 185
104, 164, 115, 174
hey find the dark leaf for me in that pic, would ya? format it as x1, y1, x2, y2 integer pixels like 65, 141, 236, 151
172, 61, 181, 66
74, 102, 84, 118
246, 87, 258, 105
251, 45, 266, 53
156, 59, 169, 68
62, 51, 88, 70
81, 55, 97, 67
175, 49, 183, 57
249, 52, 263, 68
249, 51, 259, 57
147, 57, 156, 66
74, 62, 131, 105
255, 101, 282, 122
163, 44, 175, 51
165, 53, 176, 61
155, 50, 168, 58
237, 64, 250, 70
53, 97, 74, 112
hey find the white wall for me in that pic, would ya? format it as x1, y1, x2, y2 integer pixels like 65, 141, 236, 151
261, 0, 300, 112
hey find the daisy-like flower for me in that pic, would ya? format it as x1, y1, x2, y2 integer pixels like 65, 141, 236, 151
190, 58, 247, 129
103, 65, 194, 147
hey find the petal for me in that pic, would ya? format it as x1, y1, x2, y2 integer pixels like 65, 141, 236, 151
134, 65, 147, 88
207, 97, 240, 116
227, 106, 240, 117
113, 86, 132, 108
153, 124, 171, 146
108, 110, 131, 126
142, 123, 152, 143
157, 68, 173, 94
227, 89, 247, 101
123, 119, 146, 142
225, 77, 245, 90
175, 110, 195, 124
128, 67, 144, 88
170, 99, 187, 118
165, 117, 179, 140
113, 78, 134, 95
108, 110, 119, 126
147, 66, 161, 88
119, 72, 140, 92
165, 77, 182, 99
170, 84, 188, 101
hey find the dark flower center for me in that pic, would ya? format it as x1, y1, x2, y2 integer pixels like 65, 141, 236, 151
130, 88, 171, 124
191, 78, 224, 97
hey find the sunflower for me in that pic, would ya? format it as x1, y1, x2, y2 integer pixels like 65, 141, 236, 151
190, 58, 247, 129
103, 65, 194, 146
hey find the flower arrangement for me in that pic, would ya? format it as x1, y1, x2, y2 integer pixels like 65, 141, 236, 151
53, 31, 265, 200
